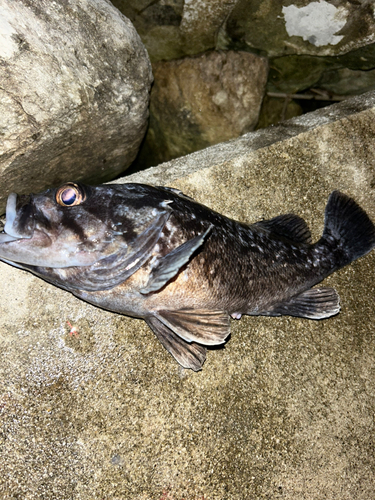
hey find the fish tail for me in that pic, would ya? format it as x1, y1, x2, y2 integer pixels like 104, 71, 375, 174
320, 191, 375, 268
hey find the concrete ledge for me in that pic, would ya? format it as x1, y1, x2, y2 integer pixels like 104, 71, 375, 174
0, 92, 374, 499
123, 90, 375, 189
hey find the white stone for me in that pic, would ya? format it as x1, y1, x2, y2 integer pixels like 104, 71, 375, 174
282, 0, 347, 47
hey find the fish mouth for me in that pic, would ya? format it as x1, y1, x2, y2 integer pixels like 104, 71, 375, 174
0, 193, 33, 243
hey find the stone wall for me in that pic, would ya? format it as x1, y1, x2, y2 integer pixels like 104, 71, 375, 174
112, 0, 375, 169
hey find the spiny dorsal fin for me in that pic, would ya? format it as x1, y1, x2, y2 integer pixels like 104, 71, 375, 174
157, 186, 196, 201
146, 316, 206, 371
254, 214, 312, 245
156, 309, 231, 346
141, 226, 212, 294
270, 287, 340, 319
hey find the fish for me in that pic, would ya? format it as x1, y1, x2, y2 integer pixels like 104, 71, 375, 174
0, 182, 374, 371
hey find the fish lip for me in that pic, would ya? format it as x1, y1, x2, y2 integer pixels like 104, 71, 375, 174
3, 193, 18, 237
0, 232, 19, 243
0, 192, 34, 242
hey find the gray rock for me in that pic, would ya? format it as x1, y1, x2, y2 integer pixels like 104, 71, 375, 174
111, 0, 186, 61
1, 92, 375, 498
267, 55, 335, 94
178, 0, 238, 56
225, 0, 375, 57
111, 0, 237, 61
318, 67, 375, 95
134, 50, 268, 168
267, 53, 375, 95
338, 42, 375, 71
0, 0, 153, 213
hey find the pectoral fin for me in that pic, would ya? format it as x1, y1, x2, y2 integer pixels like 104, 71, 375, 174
146, 316, 206, 371
269, 287, 340, 319
141, 226, 212, 294
156, 309, 231, 345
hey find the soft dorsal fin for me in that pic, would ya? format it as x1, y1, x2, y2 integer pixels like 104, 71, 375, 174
146, 316, 206, 371
156, 309, 230, 345
254, 214, 312, 244
267, 287, 340, 319
141, 226, 212, 294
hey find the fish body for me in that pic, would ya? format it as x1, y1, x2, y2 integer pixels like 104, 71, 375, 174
0, 182, 374, 370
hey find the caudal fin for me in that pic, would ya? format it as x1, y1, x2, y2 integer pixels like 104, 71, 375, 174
322, 191, 375, 267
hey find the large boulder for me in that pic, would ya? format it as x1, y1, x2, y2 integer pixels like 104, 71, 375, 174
0, 92, 374, 498
135, 50, 268, 168
0, 0, 153, 213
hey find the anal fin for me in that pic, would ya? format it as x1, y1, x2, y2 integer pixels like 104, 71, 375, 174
156, 309, 231, 346
146, 316, 206, 371
269, 287, 340, 319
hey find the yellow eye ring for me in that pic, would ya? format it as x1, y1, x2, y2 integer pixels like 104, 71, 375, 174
56, 183, 86, 207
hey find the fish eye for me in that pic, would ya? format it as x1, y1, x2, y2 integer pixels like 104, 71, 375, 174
56, 183, 86, 207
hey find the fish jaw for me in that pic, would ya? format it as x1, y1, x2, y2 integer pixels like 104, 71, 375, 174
0, 225, 103, 268
0, 228, 51, 261
0, 192, 43, 262
0, 233, 19, 243
0, 191, 104, 268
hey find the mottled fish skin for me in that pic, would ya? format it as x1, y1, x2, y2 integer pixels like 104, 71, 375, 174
0, 182, 374, 371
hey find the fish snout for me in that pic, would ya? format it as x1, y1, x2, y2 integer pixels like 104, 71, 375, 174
1, 193, 35, 241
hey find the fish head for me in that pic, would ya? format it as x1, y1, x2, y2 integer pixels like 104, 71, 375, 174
0, 182, 121, 267
0, 183, 172, 289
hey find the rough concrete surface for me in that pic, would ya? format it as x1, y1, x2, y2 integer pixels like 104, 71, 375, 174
0, 92, 375, 499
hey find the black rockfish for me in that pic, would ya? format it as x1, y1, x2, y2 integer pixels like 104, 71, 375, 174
0, 182, 374, 370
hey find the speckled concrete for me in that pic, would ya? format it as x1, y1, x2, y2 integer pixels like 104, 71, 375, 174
0, 92, 375, 499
